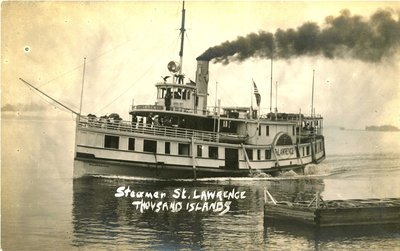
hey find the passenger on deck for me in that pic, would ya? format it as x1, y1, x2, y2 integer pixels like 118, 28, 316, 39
153, 115, 159, 126
159, 116, 164, 126
165, 90, 172, 111
87, 114, 97, 127
138, 118, 144, 128
132, 115, 138, 128
164, 117, 172, 127
146, 113, 154, 127
179, 118, 186, 128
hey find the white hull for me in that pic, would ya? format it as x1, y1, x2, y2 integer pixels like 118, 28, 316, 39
74, 119, 325, 179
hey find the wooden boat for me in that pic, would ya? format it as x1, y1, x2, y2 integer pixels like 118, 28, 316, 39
218, 132, 248, 143
264, 189, 400, 227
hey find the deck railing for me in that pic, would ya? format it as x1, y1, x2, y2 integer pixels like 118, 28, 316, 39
130, 105, 210, 115
78, 116, 218, 142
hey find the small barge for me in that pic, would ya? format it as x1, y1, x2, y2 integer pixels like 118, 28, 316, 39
264, 189, 400, 227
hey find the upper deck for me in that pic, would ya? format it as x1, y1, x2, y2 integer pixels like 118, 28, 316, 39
78, 115, 218, 142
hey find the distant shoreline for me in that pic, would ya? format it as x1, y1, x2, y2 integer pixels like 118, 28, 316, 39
365, 125, 400, 132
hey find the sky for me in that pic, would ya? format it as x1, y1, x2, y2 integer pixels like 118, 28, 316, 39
2, 1, 400, 129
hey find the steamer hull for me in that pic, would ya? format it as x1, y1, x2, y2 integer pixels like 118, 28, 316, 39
73, 115, 325, 179
74, 156, 313, 179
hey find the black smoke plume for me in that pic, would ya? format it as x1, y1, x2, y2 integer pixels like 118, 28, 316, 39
197, 9, 400, 63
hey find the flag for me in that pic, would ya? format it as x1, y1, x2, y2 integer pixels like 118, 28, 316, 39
253, 80, 261, 107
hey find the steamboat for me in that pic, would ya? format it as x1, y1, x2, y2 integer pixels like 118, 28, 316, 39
73, 3, 325, 179
23, 2, 326, 179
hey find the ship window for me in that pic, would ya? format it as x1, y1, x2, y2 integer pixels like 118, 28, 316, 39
265, 149, 271, 159
276, 133, 293, 146
258, 125, 261, 136
104, 135, 119, 149
292, 126, 295, 135
197, 145, 202, 157
174, 88, 182, 99
257, 150, 261, 160
182, 89, 187, 100
246, 149, 253, 160
128, 138, 135, 151
266, 126, 269, 136
306, 146, 310, 155
222, 120, 230, 128
209, 146, 218, 159
144, 140, 157, 153
187, 91, 191, 100
178, 143, 190, 156
302, 147, 305, 156
160, 88, 166, 98
165, 142, 170, 154
167, 88, 172, 99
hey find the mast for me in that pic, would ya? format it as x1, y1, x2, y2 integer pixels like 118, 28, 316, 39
311, 69, 315, 118
178, 1, 186, 75
250, 80, 253, 117
269, 49, 273, 113
275, 81, 278, 113
79, 57, 86, 116
214, 81, 218, 114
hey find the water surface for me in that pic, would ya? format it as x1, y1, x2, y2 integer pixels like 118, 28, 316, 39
2, 117, 400, 250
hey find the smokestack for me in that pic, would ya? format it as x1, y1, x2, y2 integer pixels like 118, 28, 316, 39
195, 60, 210, 115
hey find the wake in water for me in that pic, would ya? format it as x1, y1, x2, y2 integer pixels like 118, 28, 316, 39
319, 153, 400, 179
89, 152, 400, 183
90, 163, 329, 183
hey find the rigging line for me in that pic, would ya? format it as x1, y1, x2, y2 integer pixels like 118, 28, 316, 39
94, 54, 130, 99
93, 65, 152, 114
94, 36, 181, 114
37, 64, 81, 88
94, 7, 184, 115
208, 74, 236, 105
37, 39, 134, 89
184, 32, 197, 60
27, 82, 77, 115
20, 78, 79, 115
95, 34, 180, 102
28, 88, 55, 108
29, 84, 79, 111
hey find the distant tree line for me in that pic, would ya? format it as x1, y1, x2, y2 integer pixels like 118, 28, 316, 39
365, 125, 399, 131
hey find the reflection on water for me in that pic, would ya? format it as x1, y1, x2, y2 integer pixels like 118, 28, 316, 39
71, 177, 325, 250
265, 220, 400, 251
72, 177, 265, 250
70, 170, 400, 250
